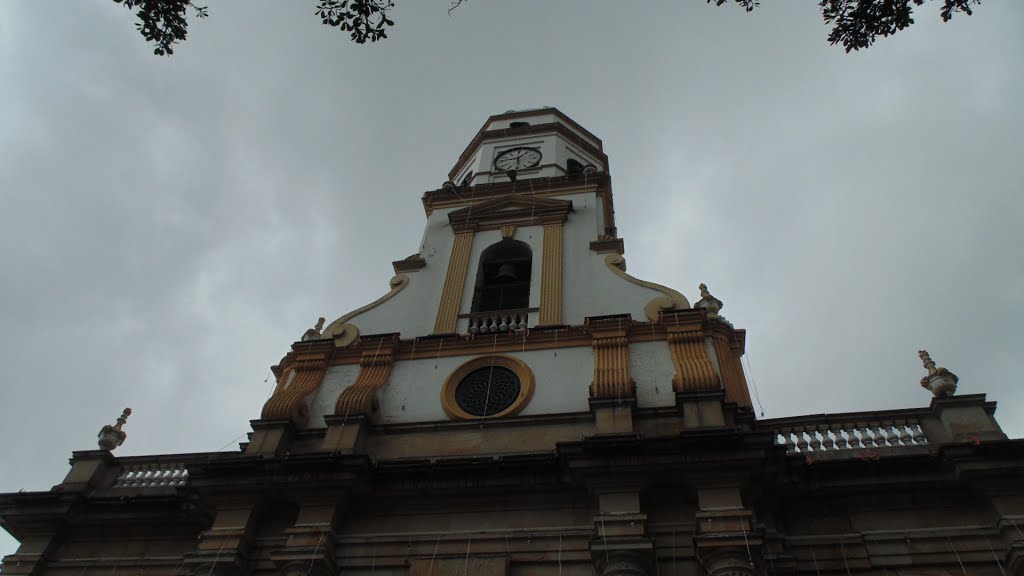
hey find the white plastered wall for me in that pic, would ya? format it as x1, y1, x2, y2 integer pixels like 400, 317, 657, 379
306, 363, 362, 429
376, 346, 595, 424
631, 341, 676, 409
303, 340, 676, 428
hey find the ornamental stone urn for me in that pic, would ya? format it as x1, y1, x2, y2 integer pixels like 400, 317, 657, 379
97, 408, 132, 451
919, 350, 958, 398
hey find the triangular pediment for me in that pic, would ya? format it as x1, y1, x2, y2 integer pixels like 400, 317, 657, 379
448, 195, 572, 232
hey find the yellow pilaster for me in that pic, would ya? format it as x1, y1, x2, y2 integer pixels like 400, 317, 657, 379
539, 222, 564, 326
434, 232, 475, 333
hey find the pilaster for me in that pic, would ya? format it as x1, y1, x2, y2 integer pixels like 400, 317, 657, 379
694, 486, 760, 576
183, 497, 261, 576
434, 231, 475, 334
590, 481, 652, 576
587, 315, 635, 434
243, 419, 294, 457
270, 494, 346, 576
538, 221, 564, 326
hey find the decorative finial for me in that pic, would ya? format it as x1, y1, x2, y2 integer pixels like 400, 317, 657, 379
695, 283, 724, 319
918, 350, 958, 398
97, 408, 132, 451
302, 317, 326, 341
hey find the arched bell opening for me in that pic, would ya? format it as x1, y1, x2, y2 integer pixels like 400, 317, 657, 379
471, 239, 532, 313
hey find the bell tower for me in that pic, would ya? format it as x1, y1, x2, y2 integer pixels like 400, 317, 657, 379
248, 107, 756, 446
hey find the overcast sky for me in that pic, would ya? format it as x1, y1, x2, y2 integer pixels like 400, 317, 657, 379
2, 0, 1022, 557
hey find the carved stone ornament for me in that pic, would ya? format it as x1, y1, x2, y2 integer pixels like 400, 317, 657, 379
695, 283, 724, 318
97, 408, 132, 451
603, 254, 689, 321
919, 350, 958, 397
301, 317, 326, 341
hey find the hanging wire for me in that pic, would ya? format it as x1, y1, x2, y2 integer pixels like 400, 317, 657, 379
948, 536, 968, 576
810, 548, 822, 576
839, 538, 852, 576
599, 515, 611, 569
1012, 518, 1024, 539
742, 349, 767, 417
558, 534, 562, 576
741, 520, 753, 565
428, 534, 441, 576
306, 528, 325, 576
463, 535, 472, 576
986, 535, 1007, 576
264, 369, 275, 399
213, 433, 248, 453
205, 535, 228, 576
479, 335, 498, 428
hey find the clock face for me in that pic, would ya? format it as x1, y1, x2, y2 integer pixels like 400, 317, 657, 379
494, 147, 542, 171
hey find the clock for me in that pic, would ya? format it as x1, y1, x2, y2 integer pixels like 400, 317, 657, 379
494, 147, 542, 171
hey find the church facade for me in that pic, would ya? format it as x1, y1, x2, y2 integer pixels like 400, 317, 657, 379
2, 108, 1023, 576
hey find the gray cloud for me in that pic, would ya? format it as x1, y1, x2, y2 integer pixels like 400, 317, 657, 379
2, 0, 1022, 556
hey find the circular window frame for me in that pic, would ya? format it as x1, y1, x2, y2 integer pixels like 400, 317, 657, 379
442, 356, 535, 420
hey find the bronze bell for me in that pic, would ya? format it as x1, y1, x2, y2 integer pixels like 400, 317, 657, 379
496, 263, 518, 281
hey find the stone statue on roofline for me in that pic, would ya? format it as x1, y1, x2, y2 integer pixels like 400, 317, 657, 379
696, 283, 731, 326
302, 317, 326, 341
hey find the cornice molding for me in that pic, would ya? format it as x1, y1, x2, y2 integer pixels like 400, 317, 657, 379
447, 195, 573, 233
391, 254, 426, 273
589, 237, 624, 254
422, 173, 609, 214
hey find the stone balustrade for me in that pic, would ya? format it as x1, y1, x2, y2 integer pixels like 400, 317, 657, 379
764, 413, 930, 455
114, 462, 190, 488
465, 309, 531, 333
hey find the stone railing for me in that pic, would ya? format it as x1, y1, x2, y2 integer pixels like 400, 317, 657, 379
464, 308, 533, 334
762, 412, 931, 455
113, 461, 191, 488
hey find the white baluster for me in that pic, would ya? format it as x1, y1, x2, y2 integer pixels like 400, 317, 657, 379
782, 429, 796, 453
820, 425, 835, 450
835, 426, 849, 449
911, 423, 927, 445
796, 427, 809, 452
845, 425, 860, 448
881, 423, 898, 446
807, 430, 821, 451
864, 422, 880, 448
